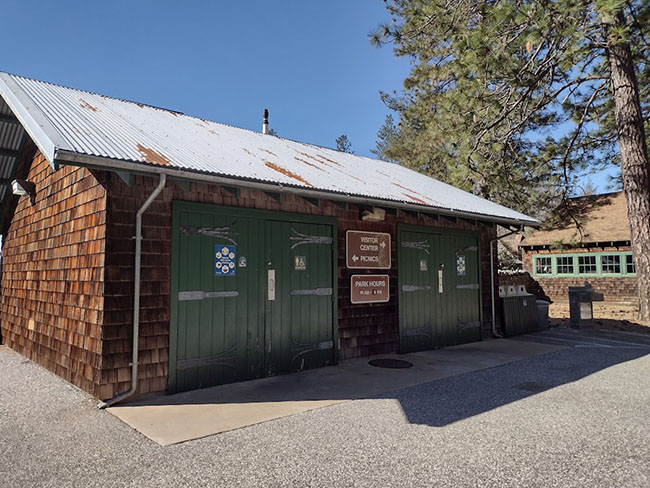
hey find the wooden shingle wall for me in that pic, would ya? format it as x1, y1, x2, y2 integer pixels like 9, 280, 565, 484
0, 147, 107, 396
103, 173, 498, 397
0, 157, 500, 400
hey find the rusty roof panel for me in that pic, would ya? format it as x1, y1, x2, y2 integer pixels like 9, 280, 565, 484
0, 72, 539, 225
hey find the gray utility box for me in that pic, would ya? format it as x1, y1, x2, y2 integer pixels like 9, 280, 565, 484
569, 283, 595, 329
536, 300, 550, 331
500, 285, 539, 337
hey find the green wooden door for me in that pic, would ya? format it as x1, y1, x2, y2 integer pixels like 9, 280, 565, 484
265, 220, 335, 376
437, 234, 457, 347
398, 226, 481, 353
398, 230, 440, 352
170, 202, 336, 393
452, 235, 482, 344
170, 213, 264, 393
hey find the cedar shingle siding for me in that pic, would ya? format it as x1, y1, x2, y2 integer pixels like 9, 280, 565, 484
0, 150, 499, 399
100, 172, 498, 399
0, 147, 107, 396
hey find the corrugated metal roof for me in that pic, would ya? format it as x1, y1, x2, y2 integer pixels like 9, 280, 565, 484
0, 72, 539, 226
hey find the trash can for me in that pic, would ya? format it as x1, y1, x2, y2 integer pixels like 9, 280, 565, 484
500, 285, 538, 337
536, 300, 550, 331
569, 282, 595, 329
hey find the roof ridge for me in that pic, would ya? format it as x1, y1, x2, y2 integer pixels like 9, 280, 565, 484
0, 70, 538, 226
569, 190, 623, 201
1, 70, 185, 115
0, 71, 388, 163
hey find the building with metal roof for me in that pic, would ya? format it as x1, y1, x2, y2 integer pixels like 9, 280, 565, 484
0, 72, 538, 404
0, 72, 537, 227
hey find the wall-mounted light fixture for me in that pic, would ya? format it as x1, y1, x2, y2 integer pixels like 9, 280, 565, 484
11, 179, 36, 201
361, 207, 386, 222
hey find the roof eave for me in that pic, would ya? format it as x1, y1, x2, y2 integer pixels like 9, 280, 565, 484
0, 74, 67, 168
55, 150, 541, 228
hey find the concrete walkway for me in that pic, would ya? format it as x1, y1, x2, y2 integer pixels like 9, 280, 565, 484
108, 338, 563, 445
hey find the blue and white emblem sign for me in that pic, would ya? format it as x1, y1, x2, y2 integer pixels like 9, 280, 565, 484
215, 245, 236, 276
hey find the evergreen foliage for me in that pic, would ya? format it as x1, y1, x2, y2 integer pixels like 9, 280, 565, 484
372, 0, 650, 319
335, 134, 354, 153
371, 0, 650, 215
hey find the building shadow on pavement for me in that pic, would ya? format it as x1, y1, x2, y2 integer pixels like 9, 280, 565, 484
107, 329, 650, 444
386, 343, 648, 428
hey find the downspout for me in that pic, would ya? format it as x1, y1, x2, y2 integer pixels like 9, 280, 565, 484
490, 226, 523, 338
98, 173, 167, 409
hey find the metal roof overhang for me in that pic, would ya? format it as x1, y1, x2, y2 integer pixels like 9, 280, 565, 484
0, 96, 28, 219
55, 149, 541, 228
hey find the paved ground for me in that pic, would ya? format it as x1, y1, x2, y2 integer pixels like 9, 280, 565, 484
109, 338, 561, 445
2, 328, 650, 487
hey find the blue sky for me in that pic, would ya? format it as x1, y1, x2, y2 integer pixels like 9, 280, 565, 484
2, 0, 616, 192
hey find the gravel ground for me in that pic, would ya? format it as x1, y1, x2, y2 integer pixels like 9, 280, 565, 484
549, 301, 650, 334
1, 331, 649, 488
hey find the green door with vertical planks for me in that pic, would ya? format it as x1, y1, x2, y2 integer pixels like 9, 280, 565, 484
265, 220, 335, 376
397, 230, 440, 352
452, 234, 482, 344
398, 225, 481, 353
169, 201, 336, 393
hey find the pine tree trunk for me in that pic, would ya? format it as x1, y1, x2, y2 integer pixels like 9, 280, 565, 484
605, 12, 650, 321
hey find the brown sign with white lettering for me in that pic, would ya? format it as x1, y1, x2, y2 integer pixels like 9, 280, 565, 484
350, 274, 390, 304
346, 230, 391, 269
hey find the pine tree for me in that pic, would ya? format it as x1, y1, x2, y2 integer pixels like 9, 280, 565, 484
372, 114, 400, 162
372, 0, 650, 320
335, 134, 354, 153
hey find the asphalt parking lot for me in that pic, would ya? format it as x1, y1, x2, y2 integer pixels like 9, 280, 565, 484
2, 327, 649, 487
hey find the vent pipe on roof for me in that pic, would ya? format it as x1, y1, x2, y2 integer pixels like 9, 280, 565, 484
262, 108, 269, 135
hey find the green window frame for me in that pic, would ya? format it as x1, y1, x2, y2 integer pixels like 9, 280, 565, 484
556, 256, 574, 274
535, 256, 552, 275
601, 254, 621, 274
532, 251, 635, 277
578, 255, 597, 274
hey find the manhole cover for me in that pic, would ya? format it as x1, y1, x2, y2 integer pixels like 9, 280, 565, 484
368, 358, 413, 369
515, 382, 551, 393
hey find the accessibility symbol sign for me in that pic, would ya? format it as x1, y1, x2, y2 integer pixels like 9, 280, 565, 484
215, 245, 236, 276
295, 255, 307, 271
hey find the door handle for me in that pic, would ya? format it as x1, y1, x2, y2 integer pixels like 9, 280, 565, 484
268, 269, 276, 301
438, 268, 444, 294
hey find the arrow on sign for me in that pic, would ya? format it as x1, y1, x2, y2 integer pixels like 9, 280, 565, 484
352, 254, 359, 262
380, 241, 386, 249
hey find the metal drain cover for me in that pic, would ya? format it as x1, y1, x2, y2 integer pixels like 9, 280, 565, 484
515, 382, 551, 393
368, 358, 414, 369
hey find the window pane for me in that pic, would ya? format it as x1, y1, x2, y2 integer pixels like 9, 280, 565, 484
601, 255, 621, 274
557, 256, 574, 274
536, 256, 552, 275
626, 254, 635, 274
578, 255, 597, 274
